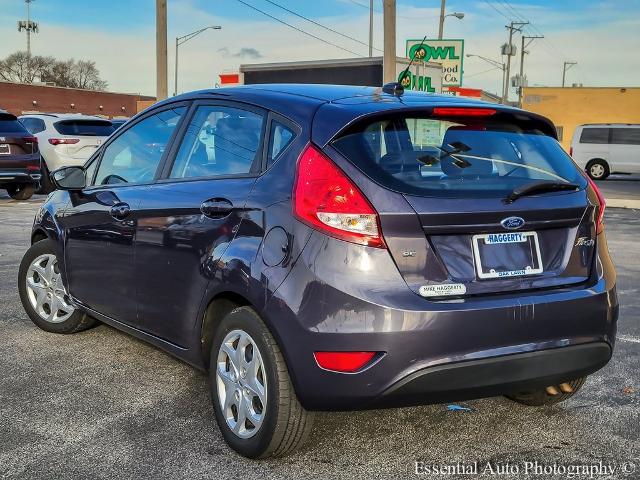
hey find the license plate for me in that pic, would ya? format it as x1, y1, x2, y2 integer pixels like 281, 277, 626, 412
472, 231, 543, 279
0, 144, 10, 155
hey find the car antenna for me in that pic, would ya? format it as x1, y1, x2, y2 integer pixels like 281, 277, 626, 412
382, 35, 427, 97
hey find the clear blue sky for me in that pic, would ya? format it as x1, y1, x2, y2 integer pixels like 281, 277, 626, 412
1, 0, 639, 95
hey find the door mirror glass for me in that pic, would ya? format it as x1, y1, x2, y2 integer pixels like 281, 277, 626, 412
51, 166, 86, 190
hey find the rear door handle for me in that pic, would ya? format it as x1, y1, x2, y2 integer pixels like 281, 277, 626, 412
201, 198, 234, 219
110, 202, 130, 220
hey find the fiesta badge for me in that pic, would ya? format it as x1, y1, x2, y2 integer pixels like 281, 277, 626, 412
501, 216, 525, 230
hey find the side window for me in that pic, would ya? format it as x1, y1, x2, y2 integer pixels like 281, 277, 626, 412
170, 105, 264, 179
94, 106, 185, 186
267, 121, 295, 167
611, 128, 640, 145
22, 118, 45, 134
579, 128, 610, 144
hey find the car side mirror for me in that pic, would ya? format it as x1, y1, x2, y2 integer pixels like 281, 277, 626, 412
51, 166, 86, 190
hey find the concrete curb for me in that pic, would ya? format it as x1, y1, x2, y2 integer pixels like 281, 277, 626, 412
607, 198, 640, 209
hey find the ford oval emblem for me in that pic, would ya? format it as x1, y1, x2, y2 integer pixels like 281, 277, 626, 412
501, 216, 525, 230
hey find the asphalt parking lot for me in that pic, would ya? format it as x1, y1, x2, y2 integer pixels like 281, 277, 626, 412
0, 192, 638, 479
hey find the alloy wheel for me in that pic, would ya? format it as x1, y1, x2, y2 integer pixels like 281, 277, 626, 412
590, 163, 605, 179
25, 254, 74, 323
216, 329, 267, 439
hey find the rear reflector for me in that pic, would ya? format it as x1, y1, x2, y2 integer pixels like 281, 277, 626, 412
586, 176, 606, 234
293, 144, 385, 248
49, 138, 80, 145
432, 107, 497, 117
26, 165, 40, 171
314, 351, 377, 373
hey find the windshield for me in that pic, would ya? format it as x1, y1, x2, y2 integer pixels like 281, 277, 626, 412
332, 115, 587, 198
54, 120, 115, 136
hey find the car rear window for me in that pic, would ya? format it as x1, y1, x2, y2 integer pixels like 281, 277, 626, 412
332, 114, 586, 198
54, 120, 115, 136
0, 114, 28, 134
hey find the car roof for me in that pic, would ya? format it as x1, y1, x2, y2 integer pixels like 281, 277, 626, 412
578, 123, 640, 127
152, 83, 557, 145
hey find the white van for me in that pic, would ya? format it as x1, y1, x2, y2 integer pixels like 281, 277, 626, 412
570, 124, 640, 180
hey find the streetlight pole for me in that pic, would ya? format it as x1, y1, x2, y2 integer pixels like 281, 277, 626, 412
174, 26, 222, 96
438, 0, 446, 40
466, 54, 506, 103
562, 61, 577, 87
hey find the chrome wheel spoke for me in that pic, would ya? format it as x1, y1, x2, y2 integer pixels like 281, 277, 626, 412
216, 328, 267, 439
25, 253, 74, 324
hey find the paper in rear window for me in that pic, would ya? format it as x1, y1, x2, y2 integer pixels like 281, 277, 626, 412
54, 120, 115, 136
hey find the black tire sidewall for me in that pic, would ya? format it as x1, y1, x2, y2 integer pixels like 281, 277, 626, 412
586, 159, 609, 180
18, 239, 84, 333
7, 183, 35, 200
38, 160, 54, 194
209, 307, 281, 459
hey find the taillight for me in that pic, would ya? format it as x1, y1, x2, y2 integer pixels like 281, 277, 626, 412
23, 136, 38, 144
293, 144, 385, 248
432, 107, 496, 117
314, 351, 377, 373
49, 138, 80, 145
569, 146, 573, 157
586, 176, 606, 234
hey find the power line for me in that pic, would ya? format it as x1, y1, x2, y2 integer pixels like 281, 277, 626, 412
235, 0, 364, 57
347, 0, 439, 20
263, 0, 381, 52
465, 66, 501, 79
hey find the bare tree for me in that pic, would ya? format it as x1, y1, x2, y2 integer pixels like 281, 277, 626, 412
0, 51, 55, 83
0, 51, 107, 90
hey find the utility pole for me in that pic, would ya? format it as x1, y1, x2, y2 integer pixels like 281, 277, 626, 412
174, 26, 222, 96
383, 0, 396, 83
156, 0, 168, 101
368, 0, 374, 57
438, 0, 446, 40
562, 61, 577, 87
17, 0, 39, 57
502, 21, 528, 104
517, 34, 543, 106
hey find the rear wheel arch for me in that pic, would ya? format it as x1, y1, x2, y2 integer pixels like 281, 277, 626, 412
200, 292, 252, 370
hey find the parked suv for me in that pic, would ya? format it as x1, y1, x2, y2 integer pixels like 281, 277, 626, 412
0, 111, 40, 199
18, 85, 617, 458
571, 123, 640, 180
19, 113, 114, 192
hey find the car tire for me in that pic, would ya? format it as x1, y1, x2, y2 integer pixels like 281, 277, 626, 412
586, 159, 609, 180
506, 377, 586, 406
18, 239, 97, 334
7, 183, 35, 200
37, 160, 55, 194
209, 306, 314, 458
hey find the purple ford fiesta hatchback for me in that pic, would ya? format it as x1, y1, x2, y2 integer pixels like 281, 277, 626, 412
18, 85, 617, 458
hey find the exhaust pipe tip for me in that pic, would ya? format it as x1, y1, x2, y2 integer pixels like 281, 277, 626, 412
546, 386, 560, 396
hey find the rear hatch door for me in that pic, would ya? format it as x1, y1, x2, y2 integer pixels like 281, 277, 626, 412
0, 113, 38, 168
53, 119, 114, 159
328, 106, 598, 298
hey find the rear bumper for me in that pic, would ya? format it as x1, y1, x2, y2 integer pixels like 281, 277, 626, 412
375, 342, 612, 408
263, 232, 618, 411
0, 170, 41, 185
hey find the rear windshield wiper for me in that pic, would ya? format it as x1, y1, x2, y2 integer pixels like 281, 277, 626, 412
504, 180, 580, 204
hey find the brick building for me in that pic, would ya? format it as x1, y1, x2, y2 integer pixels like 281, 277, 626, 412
0, 81, 155, 118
